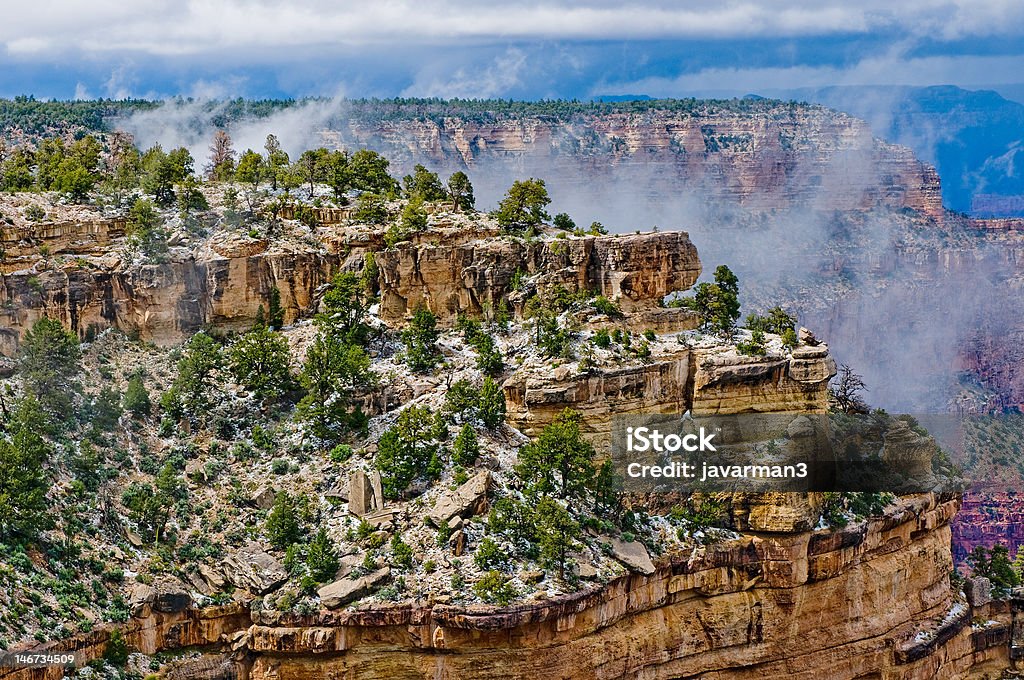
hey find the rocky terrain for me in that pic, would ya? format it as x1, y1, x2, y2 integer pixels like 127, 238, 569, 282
1, 177, 1012, 679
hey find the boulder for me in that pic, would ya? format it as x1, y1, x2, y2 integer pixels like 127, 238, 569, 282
609, 537, 655, 575
198, 564, 227, 590
965, 576, 991, 607
318, 567, 391, 609
349, 469, 384, 516
222, 544, 288, 595
428, 470, 492, 526
798, 327, 820, 346
128, 582, 157, 616
251, 485, 277, 510
449, 529, 466, 557
152, 578, 192, 613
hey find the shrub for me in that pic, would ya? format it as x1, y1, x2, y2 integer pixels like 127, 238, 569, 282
474, 537, 505, 571
473, 571, 518, 605
391, 534, 414, 570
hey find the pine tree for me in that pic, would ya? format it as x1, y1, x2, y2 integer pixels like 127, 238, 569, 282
18, 317, 81, 421
375, 405, 437, 499
266, 491, 301, 550
402, 306, 441, 373
535, 496, 581, 580
124, 374, 152, 418
0, 397, 53, 542
478, 377, 506, 429
268, 287, 285, 329
306, 527, 339, 582
229, 325, 293, 400
452, 423, 480, 466
515, 408, 595, 500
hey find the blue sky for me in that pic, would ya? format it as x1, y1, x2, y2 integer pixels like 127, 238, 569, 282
2, 1, 1023, 100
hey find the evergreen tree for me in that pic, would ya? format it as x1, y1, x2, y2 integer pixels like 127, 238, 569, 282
535, 496, 581, 580
319, 272, 371, 346
495, 178, 551, 233
124, 374, 152, 418
375, 405, 438, 499
677, 264, 741, 337
402, 164, 445, 201
18, 317, 81, 420
229, 325, 293, 400
321, 150, 349, 202
126, 198, 169, 259
478, 377, 506, 429
0, 397, 53, 542
170, 332, 225, 417
268, 286, 285, 329
446, 171, 474, 211
297, 330, 373, 441
306, 527, 339, 582
552, 213, 576, 231
266, 491, 301, 550
452, 423, 480, 467
515, 408, 595, 500
348, 149, 398, 196
263, 134, 290, 191
402, 306, 441, 373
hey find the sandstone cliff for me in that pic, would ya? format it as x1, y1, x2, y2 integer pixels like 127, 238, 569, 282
323, 102, 944, 222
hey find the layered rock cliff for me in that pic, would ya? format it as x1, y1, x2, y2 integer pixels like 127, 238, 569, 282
322, 101, 944, 222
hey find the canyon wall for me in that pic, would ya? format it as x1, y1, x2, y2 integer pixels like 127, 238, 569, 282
326, 104, 944, 223
375, 230, 701, 324
503, 342, 835, 442
0, 221, 701, 353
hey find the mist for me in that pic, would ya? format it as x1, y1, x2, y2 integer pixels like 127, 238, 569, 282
111, 99, 1023, 414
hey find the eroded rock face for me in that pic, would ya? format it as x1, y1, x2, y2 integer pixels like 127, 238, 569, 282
0, 249, 348, 353
325, 104, 945, 222
232, 494, 989, 680
504, 343, 837, 443
375, 231, 701, 324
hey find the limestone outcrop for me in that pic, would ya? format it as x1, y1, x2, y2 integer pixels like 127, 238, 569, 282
375, 230, 701, 324
504, 341, 837, 442
0, 216, 700, 353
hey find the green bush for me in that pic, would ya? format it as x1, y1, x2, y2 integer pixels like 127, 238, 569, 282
473, 571, 517, 605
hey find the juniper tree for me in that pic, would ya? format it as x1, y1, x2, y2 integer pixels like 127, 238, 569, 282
0, 397, 53, 543
402, 306, 441, 373
535, 496, 581, 580
229, 325, 293, 400
495, 178, 550, 233
402, 164, 446, 201
446, 171, 474, 211
266, 491, 301, 550
375, 405, 439, 499
306, 527, 339, 582
18, 317, 81, 421
515, 408, 595, 501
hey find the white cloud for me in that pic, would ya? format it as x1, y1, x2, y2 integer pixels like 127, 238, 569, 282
597, 52, 1024, 96
2, 1, 1024, 58
402, 48, 528, 99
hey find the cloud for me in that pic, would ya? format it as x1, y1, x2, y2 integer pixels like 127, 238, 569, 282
3, 1, 1024, 60
401, 48, 528, 99
597, 51, 1024, 96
